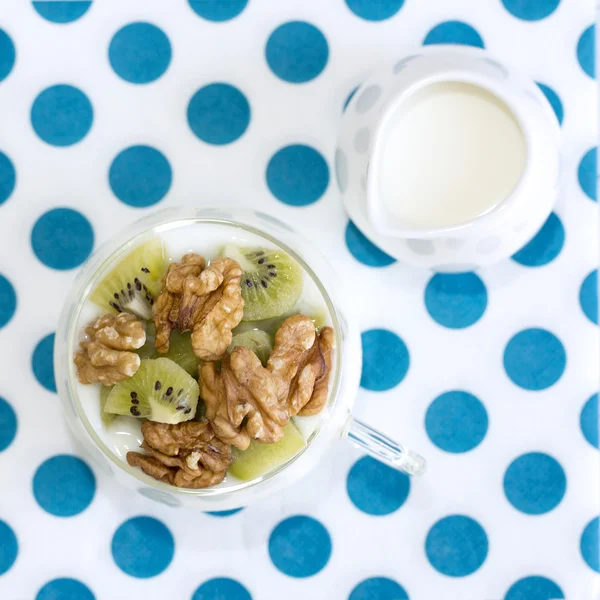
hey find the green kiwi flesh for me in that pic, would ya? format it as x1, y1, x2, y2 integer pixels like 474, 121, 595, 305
90, 238, 166, 320
137, 325, 199, 376
100, 385, 116, 427
228, 421, 306, 481
104, 358, 198, 424
223, 245, 303, 321
229, 330, 273, 366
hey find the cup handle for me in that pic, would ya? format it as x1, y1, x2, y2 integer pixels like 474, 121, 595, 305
343, 416, 427, 476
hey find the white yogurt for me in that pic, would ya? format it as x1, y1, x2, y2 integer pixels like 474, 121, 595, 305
74, 221, 333, 487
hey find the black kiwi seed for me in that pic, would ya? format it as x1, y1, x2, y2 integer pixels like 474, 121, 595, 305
127, 283, 131, 289
184, 408, 192, 414
109, 302, 121, 312
255, 251, 264, 257
130, 407, 140, 416
141, 267, 150, 273
130, 391, 137, 399
166, 387, 173, 396
176, 405, 184, 411
267, 264, 276, 269
113, 293, 119, 300
261, 280, 268, 288
269, 272, 276, 277
131, 398, 139, 405
178, 389, 183, 396
258, 258, 266, 264
245, 279, 253, 288
135, 279, 141, 291
154, 381, 161, 391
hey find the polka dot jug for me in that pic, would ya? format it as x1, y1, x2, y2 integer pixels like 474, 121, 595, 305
54, 207, 425, 511
338, 45, 562, 270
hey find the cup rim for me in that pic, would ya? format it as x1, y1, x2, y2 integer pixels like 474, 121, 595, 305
366, 48, 534, 239
56, 208, 345, 497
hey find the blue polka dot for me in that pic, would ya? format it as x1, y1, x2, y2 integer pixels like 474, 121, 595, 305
505, 576, 564, 600
581, 394, 598, 449
266, 21, 329, 83
343, 86, 359, 111
577, 25, 595, 78
192, 578, 252, 600
187, 83, 250, 145
109, 145, 171, 207
37, 578, 94, 600
112, 516, 174, 578
0, 520, 17, 575
188, 0, 247, 21
501, 0, 560, 21
360, 329, 409, 391
536, 83, 563, 125
347, 456, 410, 516
33, 1, 91, 23
503, 452, 566, 515
578, 148, 596, 201
349, 577, 409, 600
580, 270, 597, 324
346, 221, 396, 267
266, 144, 329, 206
0, 274, 16, 329
0, 151, 16, 206
503, 328, 566, 391
0, 29, 15, 82
31, 85, 93, 146
345, 0, 404, 21
33, 455, 96, 517
269, 515, 331, 578
424, 273, 487, 329
205, 508, 244, 517
425, 515, 488, 577
425, 391, 488, 453
32, 333, 56, 393
109, 22, 171, 84
31, 208, 94, 270
423, 21, 484, 48
0, 397, 17, 452
581, 517, 599, 572
511, 213, 564, 267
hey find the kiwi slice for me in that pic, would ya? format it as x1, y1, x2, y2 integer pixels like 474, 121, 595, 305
100, 385, 116, 427
223, 245, 303, 321
137, 325, 199, 376
229, 330, 273, 366
90, 238, 166, 320
232, 309, 328, 339
232, 316, 285, 339
228, 421, 306, 481
104, 358, 199, 424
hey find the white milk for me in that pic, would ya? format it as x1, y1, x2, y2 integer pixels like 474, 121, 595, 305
377, 81, 527, 229
73, 221, 332, 487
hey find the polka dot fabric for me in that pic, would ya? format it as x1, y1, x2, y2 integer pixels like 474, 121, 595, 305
0, 2, 596, 599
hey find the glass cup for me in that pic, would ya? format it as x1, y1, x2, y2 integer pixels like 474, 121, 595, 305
55, 206, 426, 510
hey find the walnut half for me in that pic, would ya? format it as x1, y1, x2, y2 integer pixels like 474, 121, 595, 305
74, 313, 146, 386
267, 315, 334, 416
153, 255, 244, 361
199, 346, 289, 450
127, 420, 232, 489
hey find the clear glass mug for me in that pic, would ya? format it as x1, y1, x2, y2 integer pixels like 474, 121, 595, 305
55, 206, 426, 510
